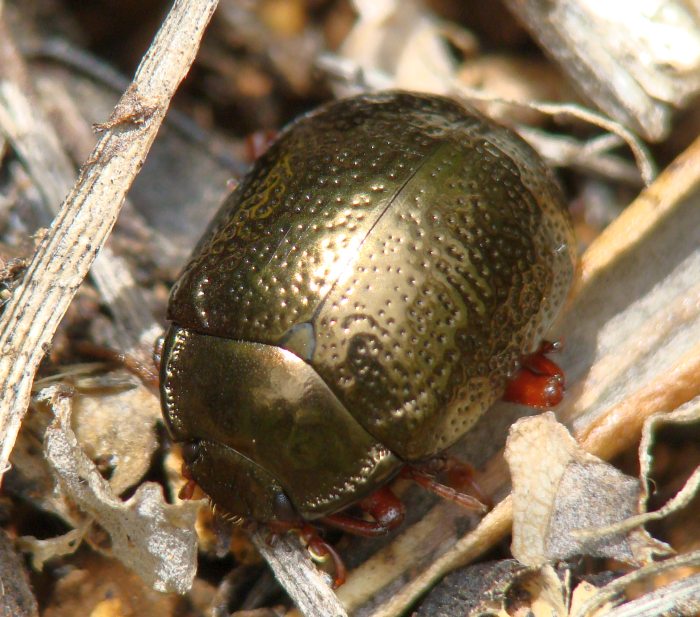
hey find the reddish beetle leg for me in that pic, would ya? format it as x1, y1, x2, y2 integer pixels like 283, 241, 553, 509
73, 340, 160, 390
297, 525, 347, 588
401, 457, 491, 513
178, 460, 199, 501
321, 486, 406, 537
266, 521, 347, 588
178, 480, 198, 501
503, 340, 565, 408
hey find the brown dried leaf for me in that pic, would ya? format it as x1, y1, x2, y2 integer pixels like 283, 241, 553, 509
71, 372, 160, 496
518, 565, 570, 617
569, 580, 615, 617
506, 413, 671, 567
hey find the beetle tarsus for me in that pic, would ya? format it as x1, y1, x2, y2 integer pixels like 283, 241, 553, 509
357, 486, 406, 530
320, 514, 393, 537
178, 479, 198, 501
503, 340, 565, 408
408, 456, 493, 510
267, 522, 347, 587
298, 526, 347, 588
401, 464, 490, 513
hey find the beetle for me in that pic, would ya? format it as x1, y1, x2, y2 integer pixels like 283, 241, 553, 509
159, 91, 576, 574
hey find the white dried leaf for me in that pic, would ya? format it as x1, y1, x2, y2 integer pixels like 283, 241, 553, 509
18, 524, 88, 572
39, 385, 200, 593
505, 413, 671, 567
338, 0, 456, 95
10, 401, 76, 524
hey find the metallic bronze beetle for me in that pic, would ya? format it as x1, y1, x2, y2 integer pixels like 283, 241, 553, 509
160, 91, 576, 529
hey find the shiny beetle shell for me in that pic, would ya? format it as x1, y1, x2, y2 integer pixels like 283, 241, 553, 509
160, 91, 576, 524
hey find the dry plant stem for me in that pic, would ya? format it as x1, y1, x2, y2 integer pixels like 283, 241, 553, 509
602, 573, 700, 617
453, 87, 656, 185
516, 126, 642, 186
573, 133, 700, 296
332, 498, 513, 617
0, 0, 219, 486
337, 130, 700, 617
579, 343, 700, 459
571, 550, 700, 617
252, 531, 348, 617
317, 53, 654, 184
32, 75, 163, 355
0, 18, 165, 360
28, 41, 246, 176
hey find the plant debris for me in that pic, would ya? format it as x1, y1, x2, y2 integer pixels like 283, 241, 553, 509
0, 1, 699, 615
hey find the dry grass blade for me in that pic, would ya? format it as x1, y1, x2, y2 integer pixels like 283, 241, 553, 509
0, 0, 219, 486
573, 135, 700, 296
453, 88, 656, 185
571, 550, 700, 617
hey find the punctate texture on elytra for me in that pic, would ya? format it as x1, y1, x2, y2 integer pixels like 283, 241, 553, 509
160, 91, 576, 523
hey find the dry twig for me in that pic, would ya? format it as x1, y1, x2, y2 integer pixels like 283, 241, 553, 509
0, 0, 218, 486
